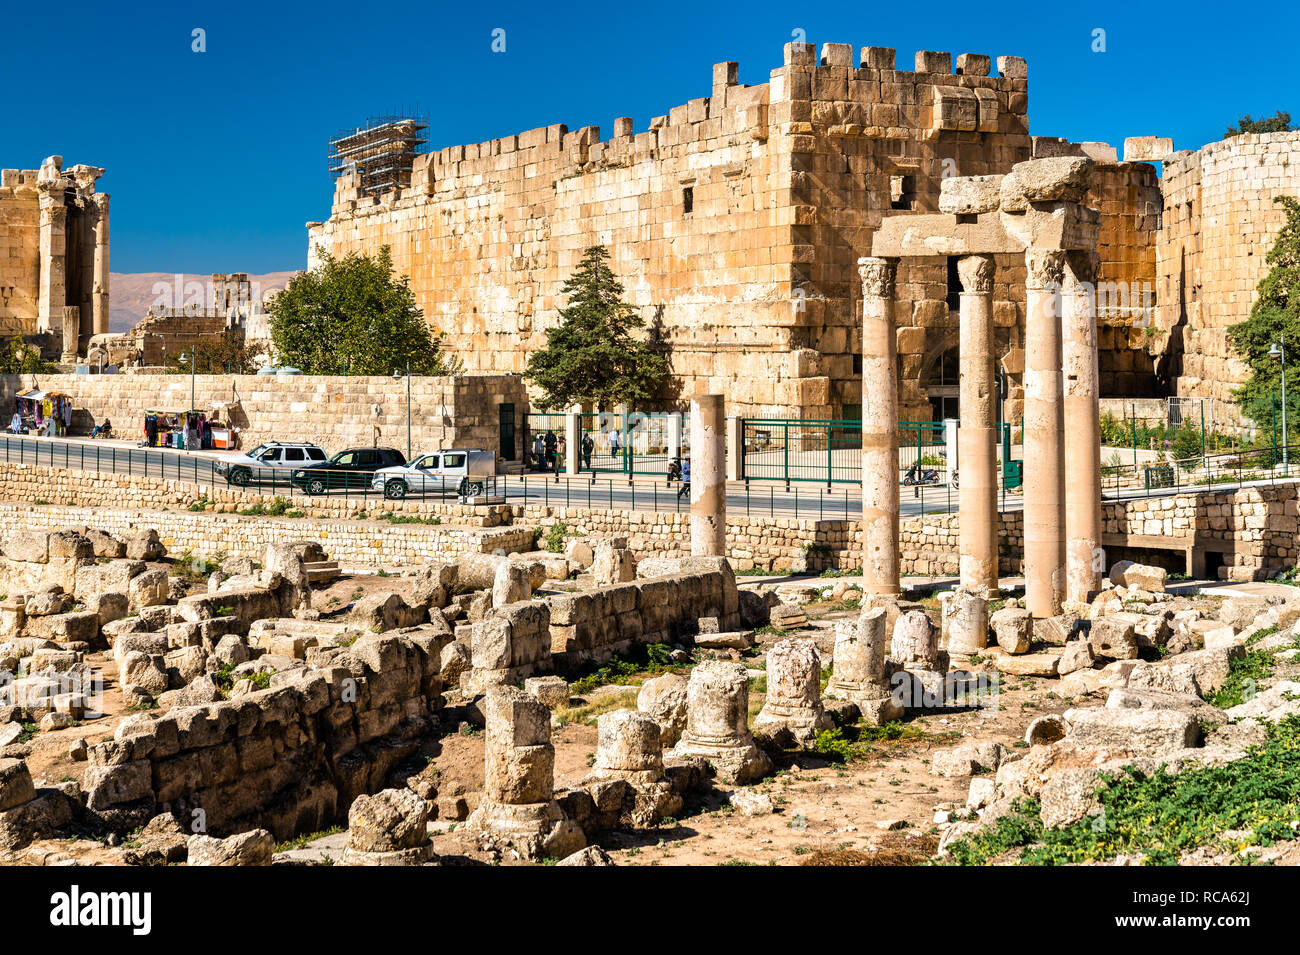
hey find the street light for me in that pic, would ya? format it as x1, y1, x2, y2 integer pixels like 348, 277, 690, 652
1269, 336, 1288, 472
392, 361, 411, 460
177, 348, 196, 417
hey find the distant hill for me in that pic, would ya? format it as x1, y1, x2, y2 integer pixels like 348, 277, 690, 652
108, 271, 299, 332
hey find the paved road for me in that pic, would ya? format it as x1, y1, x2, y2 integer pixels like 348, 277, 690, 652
0, 434, 1293, 521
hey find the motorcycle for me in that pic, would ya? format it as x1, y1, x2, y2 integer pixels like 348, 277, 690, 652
902, 462, 941, 486
666, 457, 682, 483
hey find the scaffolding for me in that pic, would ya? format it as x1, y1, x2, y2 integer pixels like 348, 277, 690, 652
328, 115, 429, 196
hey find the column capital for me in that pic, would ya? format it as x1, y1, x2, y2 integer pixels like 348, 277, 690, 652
957, 254, 995, 294
1025, 248, 1066, 288
857, 256, 898, 298
92, 192, 111, 215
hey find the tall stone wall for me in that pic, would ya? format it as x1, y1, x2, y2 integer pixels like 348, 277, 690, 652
1158, 131, 1300, 416
0, 170, 42, 336
309, 44, 1174, 422
310, 43, 1041, 419
0, 371, 527, 458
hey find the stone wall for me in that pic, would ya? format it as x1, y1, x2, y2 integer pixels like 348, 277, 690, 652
309, 43, 1040, 419
81, 632, 445, 839
308, 44, 1174, 422
0, 170, 41, 336
0, 371, 527, 459
1157, 131, 1300, 415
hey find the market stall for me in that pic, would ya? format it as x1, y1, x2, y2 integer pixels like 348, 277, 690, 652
11, 388, 73, 436
142, 409, 210, 449
207, 401, 241, 450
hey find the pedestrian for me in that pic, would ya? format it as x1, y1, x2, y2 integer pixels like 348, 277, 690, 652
677, 457, 691, 500
609, 429, 621, 457
533, 434, 545, 471
557, 435, 566, 474
545, 430, 557, 470
581, 433, 594, 470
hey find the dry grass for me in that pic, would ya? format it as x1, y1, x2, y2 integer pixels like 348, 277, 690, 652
553, 686, 639, 726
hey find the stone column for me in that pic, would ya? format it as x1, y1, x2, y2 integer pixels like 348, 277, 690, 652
592, 709, 664, 784
689, 393, 726, 557
825, 606, 903, 725
890, 609, 949, 708
1023, 250, 1068, 619
92, 194, 110, 336
957, 254, 998, 597
752, 638, 832, 747
858, 256, 900, 595
564, 404, 581, 475
1063, 252, 1102, 606
36, 182, 67, 335
61, 307, 80, 364
467, 685, 584, 859
670, 660, 771, 784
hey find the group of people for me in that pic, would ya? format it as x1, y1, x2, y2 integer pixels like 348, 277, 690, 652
530, 431, 563, 472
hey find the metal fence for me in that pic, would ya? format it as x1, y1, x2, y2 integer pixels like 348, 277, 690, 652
577, 411, 688, 477
740, 418, 949, 485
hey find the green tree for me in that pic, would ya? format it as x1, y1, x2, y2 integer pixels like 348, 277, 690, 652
0, 337, 55, 374
1226, 111, 1294, 137
524, 245, 669, 409
1227, 196, 1300, 441
268, 246, 457, 376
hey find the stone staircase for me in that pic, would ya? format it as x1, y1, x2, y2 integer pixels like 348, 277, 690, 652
305, 560, 341, 584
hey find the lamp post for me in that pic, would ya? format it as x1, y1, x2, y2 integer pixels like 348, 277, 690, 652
392, 361, 411, 460
1269, 335, 1288, 473
177, 348, 196, 413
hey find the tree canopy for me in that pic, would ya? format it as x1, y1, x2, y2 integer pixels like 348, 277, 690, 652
268, 247, 457, 376
1227, 195, 1300, 435
1226, 111, 1294, 137
524, 245, 669, 410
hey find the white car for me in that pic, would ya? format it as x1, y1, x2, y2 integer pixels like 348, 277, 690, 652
214, 441, 327, 487
372, 449, 496, 499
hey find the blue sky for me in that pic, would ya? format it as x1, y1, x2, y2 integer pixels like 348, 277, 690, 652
3, 0, 1295, 273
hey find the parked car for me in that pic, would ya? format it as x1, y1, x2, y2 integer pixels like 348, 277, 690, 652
371, 449, 496, 499
214, 441, 327, 487
291, 447, 407, 495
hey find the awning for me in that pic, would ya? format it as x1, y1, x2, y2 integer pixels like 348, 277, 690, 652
16, 389, 46, 401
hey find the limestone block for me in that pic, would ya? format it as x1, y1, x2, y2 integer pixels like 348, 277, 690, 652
938, 175, 1003, 215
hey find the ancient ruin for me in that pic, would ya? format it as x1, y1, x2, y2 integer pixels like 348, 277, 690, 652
0, 157, 109, 345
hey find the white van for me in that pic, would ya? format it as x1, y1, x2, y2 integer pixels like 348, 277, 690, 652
371, 449, 496, 499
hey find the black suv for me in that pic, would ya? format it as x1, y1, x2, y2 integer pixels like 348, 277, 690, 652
290, 447, 406, 495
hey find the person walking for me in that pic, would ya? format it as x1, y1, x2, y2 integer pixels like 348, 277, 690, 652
556, 435, 566, 474
581, 433, 594, 470
533, 434, 546, 471
544, 430, 557, 471
677, 457, 691, 500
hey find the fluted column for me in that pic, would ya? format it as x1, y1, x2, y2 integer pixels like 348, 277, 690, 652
1024, 249, 1067, 619
37, 182, 67, 335
957, 254, 998, 597
1063, 251, 1102, 606
858, 256, 900, 596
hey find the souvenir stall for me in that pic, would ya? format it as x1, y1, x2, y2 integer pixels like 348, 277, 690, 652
207, 401, 241, 450
11, 389, 73, 436
142, 409, 211, 449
